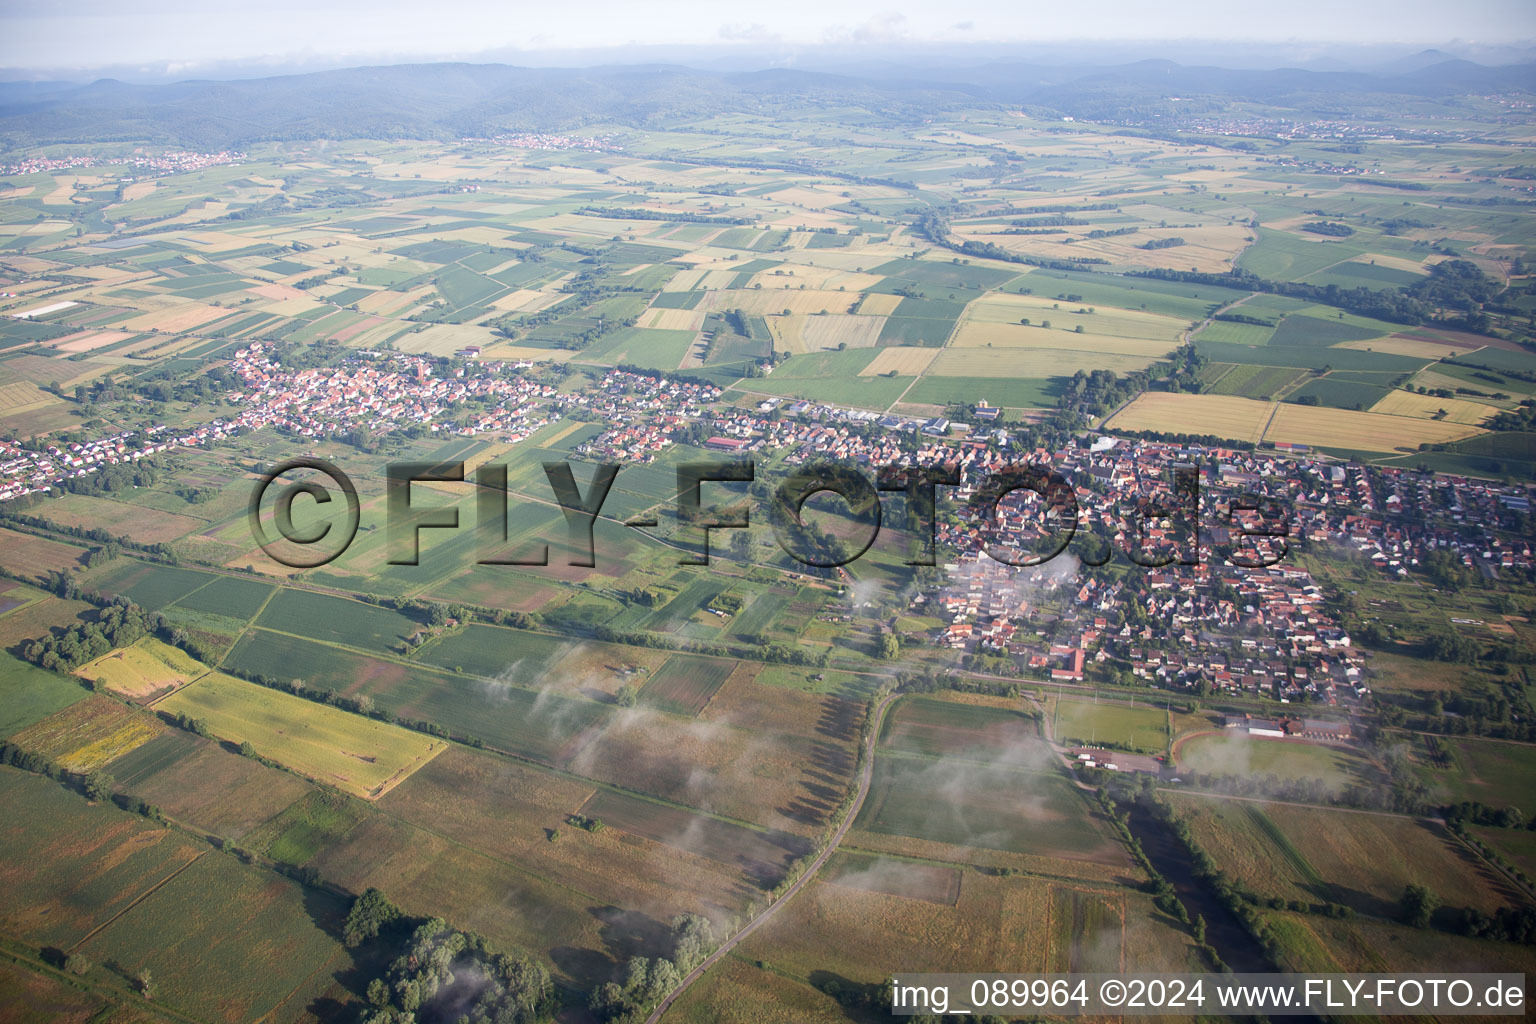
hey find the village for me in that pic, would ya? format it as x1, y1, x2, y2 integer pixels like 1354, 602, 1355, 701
0, 350, 1530, 718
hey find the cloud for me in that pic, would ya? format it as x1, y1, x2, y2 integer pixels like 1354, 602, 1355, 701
951, 20, 975, 31
824, 11, 909, 45
718, 22, 782, 44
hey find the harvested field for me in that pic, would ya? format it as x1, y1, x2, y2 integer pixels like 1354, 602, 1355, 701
1105, 392, 1274, 443
1264, 402, 1484, 452
1367, 389, 1497, 425
929, 347, 1158, 378
859, 346, 937, 375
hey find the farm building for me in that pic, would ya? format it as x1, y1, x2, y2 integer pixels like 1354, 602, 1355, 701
1247, 717, 1286, 738
1299, 718, 1351, 740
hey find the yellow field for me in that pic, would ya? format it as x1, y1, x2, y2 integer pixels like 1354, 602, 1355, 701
1368, 390, 1497, 425
950, 320, 1177, 357
711, 288, 861, 317
54, 330, 132, 354
392, 322, 500, 356
856, 293, 905, 316
10, 696, 166, 774
930, 347, 1161, 378
794, 313, 886, 351
861, 347, 938, 376
75, 637, 207, 700
158, 672, 445, 799
639, 307, 705, 331
119, 303, 228, 333
1265, 403, 1485, 452
1105, 392, 1275, 443
1336, 336, 1469, 359
0, 382, 53, 414
964, 292, 1188, 341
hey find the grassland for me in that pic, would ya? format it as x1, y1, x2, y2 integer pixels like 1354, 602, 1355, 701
157, 673, 444, 798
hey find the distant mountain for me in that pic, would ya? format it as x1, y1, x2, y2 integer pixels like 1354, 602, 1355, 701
0, 56, 1531, 150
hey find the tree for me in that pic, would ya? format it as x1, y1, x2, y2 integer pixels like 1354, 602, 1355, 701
136, 969, 154, 999
878, 633, 901, 659
344, 887, 401, 946
82, 771, 113, 802
615, 683, 639, 708
670, 913, 714, 973
65, 953, 90, 976
1401, 884, 1439, 928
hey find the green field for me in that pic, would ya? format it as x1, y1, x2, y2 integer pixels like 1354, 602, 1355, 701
1053, 698, 1168, 754
0, 652, 86, 736
640, 654, 736, 715
1174, 732, 1372, 791
855, 755, 1117, 861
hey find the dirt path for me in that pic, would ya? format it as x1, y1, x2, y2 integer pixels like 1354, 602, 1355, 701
644, 692, 897, 1023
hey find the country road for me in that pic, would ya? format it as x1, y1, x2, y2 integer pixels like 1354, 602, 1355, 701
644, 691, 898, 1024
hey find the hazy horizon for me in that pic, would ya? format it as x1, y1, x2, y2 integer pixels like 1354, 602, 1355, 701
3, 0, 1534, 81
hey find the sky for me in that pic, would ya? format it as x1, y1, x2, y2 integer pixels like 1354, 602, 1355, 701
1, 0, 1533, 75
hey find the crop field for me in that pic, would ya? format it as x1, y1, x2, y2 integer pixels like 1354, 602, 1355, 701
1172, 733, 1372, 791
1105, 392, 1274, 442
1436, 738, 1536, 817
84, 560, 218, 610
9, 695, 164, 772
76, 846, 351, 1024
823, 851, 962, 906
1286, 377, 1394, 410
227, 628, 611, 763
1051, 698, 1167, 754
854, 755, 1124, 864
1367, 388, 1497, 424
1264, 402, 1485, 452
157, 673, 444, 798
880, 696, 1041, 762
380, 746, 757, 918
110, 732, 314, 839
1201, 363, 1306, 398
0, 769, 207, 949
640, 654, 736, 715
170, 574, 274, 620
73, 636, 206, 700
254, 588, 420, 651
1169, 795, 1516, 916
0, 527, 87, 580
0, 653, 87, 737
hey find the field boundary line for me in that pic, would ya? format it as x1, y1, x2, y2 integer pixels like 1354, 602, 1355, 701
66, 849, 208, 954
643, 692, 897, 1024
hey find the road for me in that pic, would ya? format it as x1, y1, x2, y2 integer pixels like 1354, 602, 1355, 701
644, 692, 898, 1024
